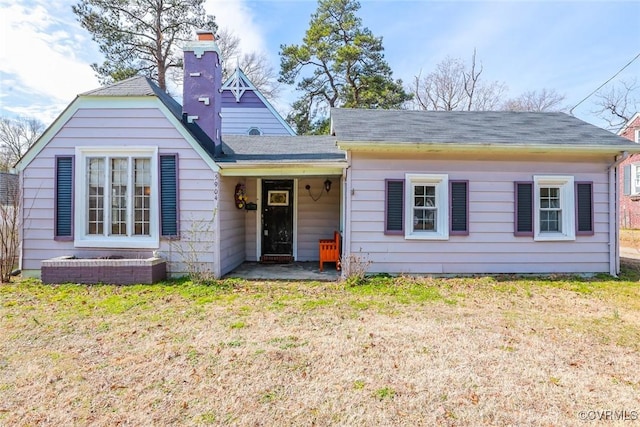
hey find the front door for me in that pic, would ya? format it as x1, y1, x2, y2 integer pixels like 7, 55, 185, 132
261, 179, 294, 261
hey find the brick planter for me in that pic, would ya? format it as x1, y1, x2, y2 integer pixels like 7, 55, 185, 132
41, 256, 166, 285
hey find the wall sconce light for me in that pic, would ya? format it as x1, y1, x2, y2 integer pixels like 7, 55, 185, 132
305, 178, 332, 202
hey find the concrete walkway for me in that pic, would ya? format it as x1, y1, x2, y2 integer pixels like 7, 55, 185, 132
224, 261, 341, 281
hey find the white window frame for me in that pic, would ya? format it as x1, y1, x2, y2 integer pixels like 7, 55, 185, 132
630, 163, 640, 195
404, 173, 449, 240
74, 147, 159, 248
533, 175, 575, 241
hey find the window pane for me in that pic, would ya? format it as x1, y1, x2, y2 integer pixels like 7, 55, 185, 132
413, 184, 437, 232
110, 158, 128, 235
539, 186, 561, 232
134, 158, 151, 236
540, 210, 560, 232
87, 158, 104, 235
414, 209, 436, 231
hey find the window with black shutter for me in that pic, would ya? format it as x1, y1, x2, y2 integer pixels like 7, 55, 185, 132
450, 180, 468, 235
515, 181, 533, 236
55, 156, 74, 240
160, 154, 178, 237
385, 179, 404, 234
576, 182, 594, 235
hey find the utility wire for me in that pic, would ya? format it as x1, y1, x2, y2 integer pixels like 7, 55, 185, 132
569, 51, 640, 115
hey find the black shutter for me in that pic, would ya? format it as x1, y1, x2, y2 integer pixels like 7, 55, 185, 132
450, 180, 468, 235
160, 154, 178, 237
385, 179, 404, 234
576, 182, 594, 235
623, 164, 631, 196
515, 182, 533, 236
55, 156, 73, 239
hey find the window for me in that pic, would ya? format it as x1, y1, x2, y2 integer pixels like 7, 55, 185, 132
405, 174, 449, 240
75, 148, 159, 248
533, 176, 575, 241
623, 163, 640, 196
515, 177, 592, 239
385, 175, 468, 238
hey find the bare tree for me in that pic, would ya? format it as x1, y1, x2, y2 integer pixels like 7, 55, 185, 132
502, 88, 566, 112
0, 173, 19, 283
413, 50, 506, 111
0, 116, 44, 172
593, 79, 639, 130
216, 28, 280, 100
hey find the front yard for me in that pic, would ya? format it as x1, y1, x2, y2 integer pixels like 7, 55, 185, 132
1, 271, 639, 426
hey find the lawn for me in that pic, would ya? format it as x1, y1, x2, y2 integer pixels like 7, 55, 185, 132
1, 270, 639, 426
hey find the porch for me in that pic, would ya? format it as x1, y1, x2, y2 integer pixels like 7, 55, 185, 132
224, 261, 341, 281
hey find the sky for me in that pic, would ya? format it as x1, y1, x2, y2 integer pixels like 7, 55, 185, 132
0, 0, 639, 132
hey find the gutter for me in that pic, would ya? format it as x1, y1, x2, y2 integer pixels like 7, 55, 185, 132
608, 151, 629, 276
336, 141, 640, 155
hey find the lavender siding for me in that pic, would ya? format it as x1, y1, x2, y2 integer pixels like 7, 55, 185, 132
296, 178, 341, 260
221, 90, 263, 108
218, 176, 246, 275
221, 107, 294, 136
347, 153, 611, 274
21, 107, 218, 278
237, 178, 341, 261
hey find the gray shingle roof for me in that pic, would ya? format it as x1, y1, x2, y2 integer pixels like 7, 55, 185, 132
219, 135, 345, 163
330, 108, 639, 147
80, 76, 216, 157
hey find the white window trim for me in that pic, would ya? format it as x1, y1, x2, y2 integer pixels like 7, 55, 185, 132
631, 163, 640, 195
533, 175, 575, 241
404, 173, 449, 240
74, 147, 160, 249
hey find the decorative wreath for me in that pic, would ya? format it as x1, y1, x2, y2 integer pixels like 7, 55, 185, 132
235, 183, 247, 209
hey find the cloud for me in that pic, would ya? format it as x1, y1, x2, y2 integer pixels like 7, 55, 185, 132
204, 0, 267, 55
0, 1, 101, 125
0, 3, 101, 101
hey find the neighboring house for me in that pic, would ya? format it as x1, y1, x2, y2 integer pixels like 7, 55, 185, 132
220, 67, 295, 136
617, 113, 640, 228
14, 31, 640, 280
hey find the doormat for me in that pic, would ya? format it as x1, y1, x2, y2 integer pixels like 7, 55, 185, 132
260, 255, 294, 264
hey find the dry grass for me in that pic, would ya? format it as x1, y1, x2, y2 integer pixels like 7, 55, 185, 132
1, 273, 639, 426
621, 229, 640, 251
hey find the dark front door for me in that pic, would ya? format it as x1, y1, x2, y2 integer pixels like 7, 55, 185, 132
261, 179, 294, 260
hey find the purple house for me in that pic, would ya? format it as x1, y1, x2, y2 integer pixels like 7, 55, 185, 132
221, 67, 295, 136
14, 31, 640, 281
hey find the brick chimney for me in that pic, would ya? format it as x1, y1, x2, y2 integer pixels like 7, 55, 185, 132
182, 30, 222, 156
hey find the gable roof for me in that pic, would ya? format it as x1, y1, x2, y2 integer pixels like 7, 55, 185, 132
81, 76, 218, 158
220, 68, 296, 135
331, 109, 640, 153
14, 76, 219, 171
617, 112, 640, 137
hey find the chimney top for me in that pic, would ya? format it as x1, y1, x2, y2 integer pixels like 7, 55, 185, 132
196, 30, 215, 41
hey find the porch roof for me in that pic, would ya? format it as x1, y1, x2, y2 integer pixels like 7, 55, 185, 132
218, 135, 347, 163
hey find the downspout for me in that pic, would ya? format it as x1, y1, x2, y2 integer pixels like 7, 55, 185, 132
343, 151, 352, 280
608, 151, 628, 276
